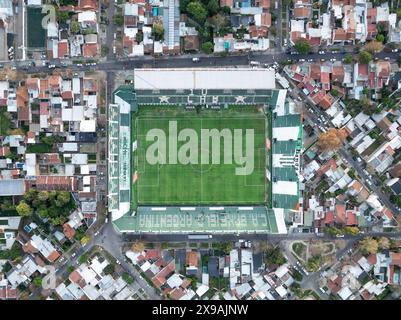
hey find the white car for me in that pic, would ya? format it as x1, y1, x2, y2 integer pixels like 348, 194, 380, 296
319, 50, 325, 54
392, 49, 399, 53
385, 57, 390, 60
48, 64, 56, 69
192, 57, 200, 62
299, 59, 305, 62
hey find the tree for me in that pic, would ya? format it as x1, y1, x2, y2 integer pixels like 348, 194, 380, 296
122, 272, 134, 284
359, 50, 373, 64
376, 34, 385, 43
201, 41, 214, 54
101, 44, 109, 57
33, 277, 42, 288
180, 0, 192, 12
317, 128, 347, 152
264, 246, 287, 266
70, 21, 80, 34
306, 255, 321, 272
136, 31, 144, 43
364, 40, 383, 53
56, 191, 71, 206
206, 0, 219, 16
391, 194, 401, 207
344, 54, 353, 64
344, 226, 359, 235
152, 22, 164, 41
113, 14, 124, 26
359, 237, 379, 255
38, 191, 49, 202
104, 264, 115, 275
16, 201, 33, 217
78, 253, 89, 264
187, 2, 208, 24
378, 237, 391, 250
57, 10, 70, 24
131, 241, 145, 253
209, 13, 226, 33
220, 5, 231, 15
294, 39, 311, 54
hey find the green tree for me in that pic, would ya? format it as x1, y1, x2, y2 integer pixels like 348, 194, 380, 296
206, 0, 219, 16
70, 21, 80, 34
136, 31, 144, 43
16, 201, 33, 217
104, 264, 115, 275
180, 0, 192, 12
122, 272, 134, 284
344, 54, 353, 64
359, 50, 373, 64
187, 2, 208, 24
57, 11, 70, 24
101, 44, 109, 57
152, 22, 164, 41
376, 34, 385, 43
78, 253, 89, 264
113, 14, 124, 26
38, 191, 49, 202
294, 39, 311, 54
33, 277, 42, 288
264, 246, 287, 266
201, 41, 214, 54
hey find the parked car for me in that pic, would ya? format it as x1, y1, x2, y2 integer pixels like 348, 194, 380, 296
192, 57, 200, 62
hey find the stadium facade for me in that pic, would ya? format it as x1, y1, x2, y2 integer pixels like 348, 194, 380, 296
108, 68, 302, 235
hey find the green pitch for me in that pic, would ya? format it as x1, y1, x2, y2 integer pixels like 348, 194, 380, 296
133, 107, 267, 205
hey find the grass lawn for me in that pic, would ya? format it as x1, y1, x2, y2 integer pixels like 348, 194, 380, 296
26, 143, 53, 153
133, 107, 267, 205
0, 109, 12, 136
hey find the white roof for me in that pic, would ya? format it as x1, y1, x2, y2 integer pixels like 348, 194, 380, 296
275, 265, 289, 278
275, 285, 287, 298
273, 127, 300, 141
196, 284, 209, 297
166, 274, 183, 288
338, 286, 353, 300
78, 11, 96, 23
80, 119, 96, 132
62, 143, 78, 152
133, 69, 276, 90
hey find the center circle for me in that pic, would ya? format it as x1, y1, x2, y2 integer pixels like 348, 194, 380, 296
189, 147, 214, 173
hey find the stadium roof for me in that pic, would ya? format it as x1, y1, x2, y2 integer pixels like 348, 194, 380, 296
133, 68, 276, 90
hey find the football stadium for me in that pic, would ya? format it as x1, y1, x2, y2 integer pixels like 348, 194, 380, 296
108, 68, 302, 235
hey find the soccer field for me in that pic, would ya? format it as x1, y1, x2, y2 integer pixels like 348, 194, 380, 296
133, 108, 267, 205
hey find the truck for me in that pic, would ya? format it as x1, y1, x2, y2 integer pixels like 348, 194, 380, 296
188, 234, 212, 240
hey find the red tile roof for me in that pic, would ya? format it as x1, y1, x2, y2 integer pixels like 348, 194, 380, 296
58, 40, 69, 58
186, 251, 198, 267
82, 43, 98, 57
346, 211, 358, 226
358, 64, 369, 77
335, 204, 347, 225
